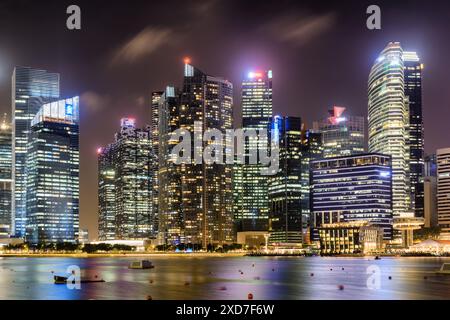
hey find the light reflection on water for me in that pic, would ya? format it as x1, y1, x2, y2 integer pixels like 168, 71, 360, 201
0, 256, 449, 300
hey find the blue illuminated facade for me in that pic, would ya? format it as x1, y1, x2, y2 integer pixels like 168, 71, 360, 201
311, 153, 393, 240
25, 97, 79, 244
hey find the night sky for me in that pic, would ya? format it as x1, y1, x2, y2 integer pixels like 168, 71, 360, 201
0, 0, 449, 239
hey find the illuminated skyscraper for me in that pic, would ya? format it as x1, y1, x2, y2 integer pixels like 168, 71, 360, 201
268, 116, 303, 244
25, 97, 79, 244
179, 61, 233, 247
151, 91, 163, 239
313, 106, 365, 158
368, 42, 412, 218
437, 148, 450, 239
235, 70, 273, 232
97, 118, 153, 240
12, 66, 60, 237
156, 86, 183, 245
404, 51, 425, 218
300, 129, 323, 232
0, 115, 12, 237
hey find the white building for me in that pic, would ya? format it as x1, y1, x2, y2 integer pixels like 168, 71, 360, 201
437, 148, 450, 239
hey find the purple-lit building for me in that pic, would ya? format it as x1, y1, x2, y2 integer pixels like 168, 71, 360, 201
311, 153, 393, 240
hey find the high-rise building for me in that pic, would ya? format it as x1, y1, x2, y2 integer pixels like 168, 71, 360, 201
97, 145, 116, 241
150, 91, 163, 236
12, 66, 60, 237
179, 62, 233, 247
0, 115, 12, 237
98, 119, 153, 240
425, 154, 437, 177
268, 116, 303, 244
313, 106, 365, 158
235, 70, 273, 232
156, 86, 183, 245
300, 130, 323, 232
404, 51, 425, 218
311, 153, 393, 240
25, 97, 79, 244
368, 42, 412, 218
424, 176, 438, 228
437, 148, 450, 239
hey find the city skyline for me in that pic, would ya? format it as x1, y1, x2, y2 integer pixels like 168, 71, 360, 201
1, 0, 450, 238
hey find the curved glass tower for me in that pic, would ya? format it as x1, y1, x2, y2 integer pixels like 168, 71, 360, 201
368, 42, 411, 218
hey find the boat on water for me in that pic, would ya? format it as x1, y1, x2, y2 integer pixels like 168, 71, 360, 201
54, 275, 105, 284
374, 256, 381, 260
128, 260, 154, 269
436, 263, 450, 275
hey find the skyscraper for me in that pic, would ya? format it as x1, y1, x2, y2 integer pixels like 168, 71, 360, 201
179, 62, 234, 247
156, 86, 183, 245
368, 42, 412, 218
311, 153, 393, 240
404, 51, 425, 218
97, 118, 153, 240
313, 106, 365, 158
25, 97, 79, 244
268, 116, 303, 244
12, 66, 60, 237
151, 91, 163, 236
235, 70, 273, 232
437, 148, 450, 239
0, 115, 12, 237
300, 129, 323, 232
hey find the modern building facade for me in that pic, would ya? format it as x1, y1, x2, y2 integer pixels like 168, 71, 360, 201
404, 51, 425, 218
97, 118, 153, 240
424, 176, 438, 228
234, 70, 273, 232
437, 148, 450, 238
368, 42, 412, 218
311, 153, 393, 240
156, 86, 183, 245
12, 66, 60, 237
25, 97, 79, 244
313, 106, 365, 158
0, 115, 12, 237
268, 116, 303, 244
178, 62, 234, 247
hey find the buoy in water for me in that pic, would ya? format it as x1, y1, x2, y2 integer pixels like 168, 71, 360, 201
272, 268, 275, 272
219, 286, 227, 291
146, 295, 152, 300
310, 273, 314, 277
388, 276, 392, 280
342, 268, 345, 271
149, 280, 153, 284
338, 285, 344, 290
248, 293, 253, 300
184, 281, 190, 286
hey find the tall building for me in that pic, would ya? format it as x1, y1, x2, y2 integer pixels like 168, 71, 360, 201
156, 86, 183, 245
368, 42, 412, 218
97, 145, 116, 241
178, 62, 233, 247
424, 176, 438, 228
437, 148, 450, 239
404, 51, 425, 218
425, 154, 437, 177
12, 66, 60, 237
150, 91, 163, 236
313, 106, 365, 158
25, 97, 79, 244
235, 70, 273, 232
97, 118, 153, 240
0, 115, 12, 237
268, 116, 303, 244
311, 153, 393, 240
300, 130, 323, 232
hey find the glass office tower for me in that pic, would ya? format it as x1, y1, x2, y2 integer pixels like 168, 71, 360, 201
179, 62, 234, 247
0, 115, 12, 237
235, 70, 273, 232
368, 42, 412, 218
313, 106, 365, 158
268, 116, 303, 244
98, 118, 153, 240
311, 153, 393, 240
437, 148, 450, 239
25, 97, 79, 244
151, 91, 163, 235
404, 51, 425, 218
12, 66, 60, 237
